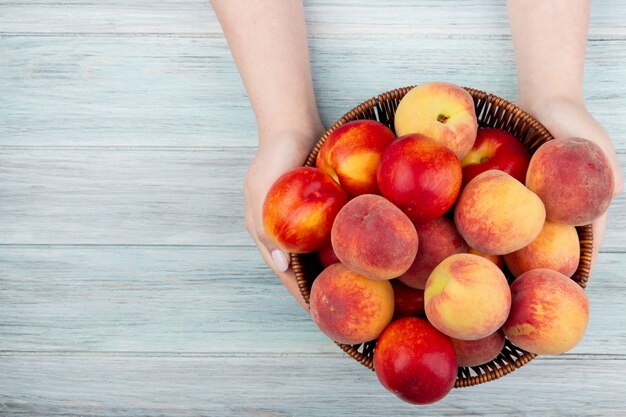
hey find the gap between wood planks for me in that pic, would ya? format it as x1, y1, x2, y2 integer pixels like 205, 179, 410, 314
0, 243, 624, 254
0, 350, 624, 360
1, 32, 625, 41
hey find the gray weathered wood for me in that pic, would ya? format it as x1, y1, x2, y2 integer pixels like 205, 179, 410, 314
0, 147, 252, 245
1, 355, 625, 416
0, 246, 623, 355
2, 1, 626, 415
1, 148, 625, 249
0, 245, 327, 353
1, 0, 625, 37
1, 37, 625, 149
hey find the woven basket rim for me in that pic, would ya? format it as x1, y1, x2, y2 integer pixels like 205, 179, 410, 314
293, 85, 593, 388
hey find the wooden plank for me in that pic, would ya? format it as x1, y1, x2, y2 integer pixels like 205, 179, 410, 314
0, 355, 625, 416
1, 36, 625, 149
0, 246, 624, 355
1, 148, 625, 248
0, 0, 624, 37
0, 245, 329, 353
0, 147, 252, 245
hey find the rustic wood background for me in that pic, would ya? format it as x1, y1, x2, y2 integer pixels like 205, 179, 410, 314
1, 1, 625, 415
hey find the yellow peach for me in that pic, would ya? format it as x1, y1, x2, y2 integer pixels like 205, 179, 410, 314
503, 269, 589, 355
425, 253, 511, 340
504, 220, 580, 277
454, 170, 546, 255
394, 82, 477, 159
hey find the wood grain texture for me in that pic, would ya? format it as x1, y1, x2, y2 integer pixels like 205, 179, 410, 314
2, 1, 626, 415
1, 0, 625, 37
0, 245, 326, 353
1, 37, 625, 149
0, 247, 624, 356
1, 355, 625, 416
1, 148, 625, 249
0, 148, 252, 245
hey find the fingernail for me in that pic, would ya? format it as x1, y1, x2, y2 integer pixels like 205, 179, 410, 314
271, 249, 290, 272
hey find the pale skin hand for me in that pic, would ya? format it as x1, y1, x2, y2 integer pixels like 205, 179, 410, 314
211, 0, 324, 311
508, 0, 624, 266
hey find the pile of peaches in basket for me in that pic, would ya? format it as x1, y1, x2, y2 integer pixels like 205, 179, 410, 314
262, 82, 615, 404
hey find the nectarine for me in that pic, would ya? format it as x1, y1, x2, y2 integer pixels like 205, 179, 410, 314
316, 120, 396, 198
374, 317, 457, 405
263, 167, 347, 253
377, 134, 462, 223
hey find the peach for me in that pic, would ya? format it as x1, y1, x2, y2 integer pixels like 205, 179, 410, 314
398, 217, 468, 290
451, 330, 505, 367
526, 137, 614, 226
454, 170, 546, 255
425, 253, 511, 340
394, 82, 477, 159
316, 120, 396, 198
310, 263, 394, 345
377, 134, 462, 223
504, 220, 580, 278
331, 194, 418, 280
263, 167, 347, 253
503, 269, 589, 355
468, 247, 503, 269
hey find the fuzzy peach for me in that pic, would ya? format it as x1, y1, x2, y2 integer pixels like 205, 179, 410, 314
310, 263, 394, 345
394, 82, 478, 159
398, 217, 468, 290
504, 220, 580, 278
425, 253, 511, 340
316, 120, 396, 198
451, 330, 505, 367
526, 137, 614, 226
468, 247, 504, 269
503, 269, 589, 355
331, 194, 418, 280
454, 170, 546, 255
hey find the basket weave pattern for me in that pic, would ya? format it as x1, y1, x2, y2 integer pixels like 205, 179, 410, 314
292, 86, 593, 388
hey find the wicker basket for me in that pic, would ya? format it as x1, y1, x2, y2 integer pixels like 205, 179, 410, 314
291, 86, 593, 388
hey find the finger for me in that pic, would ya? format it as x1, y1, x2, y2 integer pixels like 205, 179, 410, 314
251, 233, 309, 312
257, 231, 291, 273
244, 163, 291, 273
244, 198, 307, 310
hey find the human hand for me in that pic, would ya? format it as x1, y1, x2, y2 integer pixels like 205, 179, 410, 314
244, 128, 324, 312
519, 97, 624, 267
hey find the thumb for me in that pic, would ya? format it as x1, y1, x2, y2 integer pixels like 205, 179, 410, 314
257, 227, 291, 273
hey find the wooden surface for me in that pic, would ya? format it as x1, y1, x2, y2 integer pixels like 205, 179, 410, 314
1, 1, 625, 415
